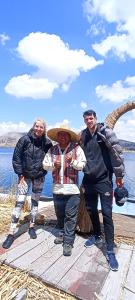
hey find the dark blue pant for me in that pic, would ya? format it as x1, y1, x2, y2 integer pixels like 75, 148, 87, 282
53, 194, 80, 246
84, 180, 114, 251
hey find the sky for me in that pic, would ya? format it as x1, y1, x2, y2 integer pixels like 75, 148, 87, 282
1, 0, 135, 141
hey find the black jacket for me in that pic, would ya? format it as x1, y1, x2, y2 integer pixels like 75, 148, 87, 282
12, 129, 52, 179
81, 123, 125, 184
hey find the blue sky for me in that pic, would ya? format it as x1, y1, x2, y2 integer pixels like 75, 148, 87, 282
1, 0, 135, 141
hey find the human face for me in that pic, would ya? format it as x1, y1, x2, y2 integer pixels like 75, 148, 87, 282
57, 131, 71, 148
84, 114, 97, 132
33, 120, 45, 137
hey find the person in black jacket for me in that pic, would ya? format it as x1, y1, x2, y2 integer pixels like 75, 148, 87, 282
80, 110, 125, 271
2, 118, 52, 249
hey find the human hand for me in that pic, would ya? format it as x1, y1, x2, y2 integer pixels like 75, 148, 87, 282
18, 175, 25, 184
66, 153, 72, 164
54, 160, 61, 170
116, 177, 124, 187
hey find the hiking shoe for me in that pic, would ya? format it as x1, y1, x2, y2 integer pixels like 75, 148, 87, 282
63, 244, 72, 256
28, 227, 37, 239
84, 235, 103, 248
54, 236, 63, 244
2, 234, 14, 249
106, 251, 119, 271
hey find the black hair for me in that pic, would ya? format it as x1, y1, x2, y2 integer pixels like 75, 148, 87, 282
83, 109, 96, 118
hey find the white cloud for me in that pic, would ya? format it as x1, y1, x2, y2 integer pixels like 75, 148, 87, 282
1, 117, 135, 142
46, 115, 135, 141
92, 34, 132, 59
0, 122, 31, 135
0, 33, 10, 45
87, 22, 105, 36
115, 116, 135, 142
48, 119, 70, 129
95, 76, 135, 103
5, 74, 58, 99
84, 0, 135, 59
80, 101, 88, 109
48, 119, 81, 134
0, 119, 79, 135
5, 32, 103, 99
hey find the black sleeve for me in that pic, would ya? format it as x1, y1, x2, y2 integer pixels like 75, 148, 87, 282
45, 138, 53, 153
12, 136, 26, 175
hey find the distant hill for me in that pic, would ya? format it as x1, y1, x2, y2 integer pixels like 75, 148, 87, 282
0, 132, 25, 147
0, 133, 135, 150
119, 139, 135, 151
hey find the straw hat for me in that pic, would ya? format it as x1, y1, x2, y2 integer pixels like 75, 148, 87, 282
47, 126, 79, 142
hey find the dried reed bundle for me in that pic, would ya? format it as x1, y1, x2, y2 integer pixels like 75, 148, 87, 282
0, 196, 30, 234
115, 235, 135, 245
0, 264, 76, 300
0, 197, 14, 234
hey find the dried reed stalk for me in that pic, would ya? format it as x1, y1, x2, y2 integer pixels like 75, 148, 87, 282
0, 265, 76, 300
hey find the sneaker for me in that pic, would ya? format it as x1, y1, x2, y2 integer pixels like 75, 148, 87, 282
106, 251, 119, 271
63, 244, 72, 256
54, 236, 63, 244
2, 234, 14, 249
28, 227, 37, 239
84, 235, 103, 248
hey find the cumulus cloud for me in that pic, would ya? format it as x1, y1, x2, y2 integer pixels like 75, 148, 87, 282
80, 101, 88, 109
0, 122, 31, 135
0, 33, 10, 45
92, 34, 131, 59
115, 114, 135, 142
0, 120, 74, 135
5, 32, 103, 99
48, 119, 70, 130
1, 116, 135, 142
84, 0, 135, 59
5, 75, 58, 99
95, 76, 135, 103
48, 119, 82, 134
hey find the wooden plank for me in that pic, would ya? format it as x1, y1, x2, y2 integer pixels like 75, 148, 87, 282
0, 228, 36, 258
100, 244, 133, 300
30, 244, 63, 276
1, 233, 44, 264
0, 228, 44, 262
0, 246, 7, 255
0, 226, 43, 252
123, 288, 135, 300
15, 288, 27, 300
1, 227, 56, 264
11, 230, 61, 270
23, 233, 80, 276
59, 245, 109, 300
123, 247, 135, 300
41, 235, 86, 284
0, 232, 7, 244
9, 227, 43, 249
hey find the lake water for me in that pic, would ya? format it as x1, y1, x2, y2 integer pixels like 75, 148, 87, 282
0, 147, 53, 196
0, 147, 135, 215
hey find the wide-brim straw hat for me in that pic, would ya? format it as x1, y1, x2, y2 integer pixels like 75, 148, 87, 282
47, 127, 79, 142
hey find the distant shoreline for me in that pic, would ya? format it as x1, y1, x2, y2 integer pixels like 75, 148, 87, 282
123, 150, 135, 153
0, 146, 15, 148
0, 145, 135, 153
